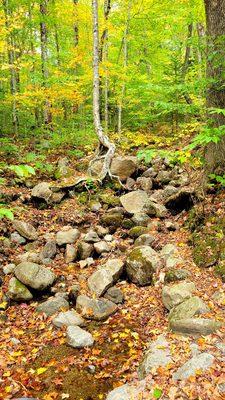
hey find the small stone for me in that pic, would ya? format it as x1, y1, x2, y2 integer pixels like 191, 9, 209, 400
162, 282, 196, 310
36, 296, 69, 316
173, 353, 214, 380
144, 200, 167, 218
13, 220, 38, 241
89, 200, 102, 212
53, 310, 85, 328
7, 277, 33, 301
32, 181, 53, 203
142, 167, 157, 178
104, 234, 113, 242
56, 228, 80, 246
10, 232, 26, 245
165, 220, 179, 231
94, 241, 111, 255
136, 177, 153, 192
88, 269, 114, 297
104, 287, 124, 304
95, 225, 109, 237
67, 326, 94, 348
83, 230, 101, 243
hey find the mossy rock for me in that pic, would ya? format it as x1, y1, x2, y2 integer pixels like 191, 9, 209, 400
192, 231, 221, 268
214, 262, 225, 282
128, 226, 148, 239
122, 219, 135, 229
101, 213, 123, 228
165, 269, 191, 283
99, 191, 120, 207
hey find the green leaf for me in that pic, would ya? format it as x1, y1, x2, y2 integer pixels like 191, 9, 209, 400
153, 388, 162, 399
0, 208, 14, 220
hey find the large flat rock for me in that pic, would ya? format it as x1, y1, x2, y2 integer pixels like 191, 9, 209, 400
120, 191, 149, 214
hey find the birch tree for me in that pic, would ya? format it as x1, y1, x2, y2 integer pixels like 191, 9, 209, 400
89, 0, 115, 181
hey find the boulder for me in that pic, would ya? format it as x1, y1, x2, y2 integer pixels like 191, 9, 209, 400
101, 213, 123, 229
170, 318, 222, 336
56, 228, 80, 246
3, 263, 16, 275
53, 310, 85, 328
128, 226, 148, 239
136, 177, 153, 192
7, 278, 33, 301
88, 269, 114, 297
76, 295, 117, 321
162, 282, 196, 310
131, 213, 149, 227
160, 244, 183, 269
94, 241, 111, 255
55, 157, 72, 179
10, 232, 26, 245
40, 241, 57, 260
106, 382, 146, 400
31, 182, 53, 203
173, 353, 214, 380
91, 156, 137, 182
138, 335, 172, 379
88, 259, 124, 297
65, 244, 77, 263
77, 242, 94, 260
165, 187, 195, 215
104, 287, 124, 304
168, 296, 209, 322
126, 246, 163, 286
15, 251, 40, 265
15, 262, 56, 290
83, 230, 100, 243
143, 200, 167, 218
142, 167, 157, 178
36, 296, 69, 316
67, 326, 94, 348
120, 191, 149, 214
134, 234, 155, 248
165, 269, 191, 283
13, 220, 38, 241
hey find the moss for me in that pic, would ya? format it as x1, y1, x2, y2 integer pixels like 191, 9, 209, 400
122, 218, 135, 229
215, 262, 225, 282
165, 269, 190, 283
99, 191, 120, 206
128, 226, 148, 238
101, 213, 123, 227
77, 192, 89, 205
192, 231, 221, 268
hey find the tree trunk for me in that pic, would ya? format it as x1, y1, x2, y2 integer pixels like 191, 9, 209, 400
3, 0, 19, 134
182, 23, 193, 105
118, 0, 132, 134
89, 0, 115, 181
204, 0, 225, 174
100, 0, 111, 131
40, 0, 52, 127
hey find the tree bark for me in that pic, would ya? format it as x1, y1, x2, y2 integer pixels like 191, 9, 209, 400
204, 0, 225, 174
89, 0, 115, 181
40, 0, 52, 127
2, 0, 19, 134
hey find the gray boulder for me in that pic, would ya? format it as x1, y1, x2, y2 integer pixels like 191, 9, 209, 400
136, 177, 153, 192
56, 228, 80, 246
7, 277, 33, 301
169, 296, 209, 322
162, 282, 196, 310
11, 232, 26, 245
31, 182, 53, 203
138, 335, 172, 379
3, 263, 16, 275
173, 353, 214, 380
77, 241, 94, 260
65, 244, 77, 263
91, 156, 137, 182
144, 200, 167, 218
132, 213, 150, 227
120, 191, 149, 214
170, 318, 222, 336
165, 269, 190, 283
36, 296, 69, 316
126, 246, 163, 286
134, 234, 155, 247
83, 230, 101, 243
104, 287, 124, 304
94, 241, 111, 255
88, 269, 114, 297
40, 241, 57, 260
15, 262, 56, 290
76, 295, 117, 321
53, 310, 85, 328
106, 382, 146, 400
13, 220, 38, 241
67, 326, 94, 348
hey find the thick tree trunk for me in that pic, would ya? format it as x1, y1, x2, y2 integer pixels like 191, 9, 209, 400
204, 0, 225, 174
89, 0, 115, 181
40, 0, 52, 127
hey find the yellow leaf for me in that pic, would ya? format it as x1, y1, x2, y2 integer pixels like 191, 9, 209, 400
5, 386, 12, 393
36, 367, 48, 375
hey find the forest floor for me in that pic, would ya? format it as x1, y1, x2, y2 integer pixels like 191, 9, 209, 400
0, 150, 224, 400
